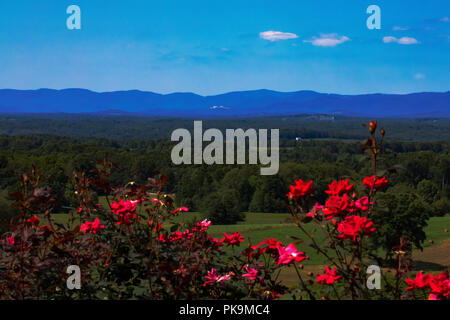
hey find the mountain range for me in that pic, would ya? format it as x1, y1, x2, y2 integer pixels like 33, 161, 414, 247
0, 88, 448, 118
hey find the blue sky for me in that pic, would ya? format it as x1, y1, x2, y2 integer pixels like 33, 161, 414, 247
0, 0, 449, 95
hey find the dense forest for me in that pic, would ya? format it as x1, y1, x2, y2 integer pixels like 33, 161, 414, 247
1, 114, 450, 141
0, 133, 448, 222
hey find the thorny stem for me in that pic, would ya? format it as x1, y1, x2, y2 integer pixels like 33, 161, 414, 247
293, 263, 315, 300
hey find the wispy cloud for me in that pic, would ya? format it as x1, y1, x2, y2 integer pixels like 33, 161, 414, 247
393, 26, 409, 31
414, 73, 426, 79
382, 36, 419, 45
259, 31, 299, 41
440, 17, 449, 22
210, 105, 230, 110
303, 33, 350, 47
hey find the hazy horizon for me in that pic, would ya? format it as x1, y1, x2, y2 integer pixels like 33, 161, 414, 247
0, 87, 449, 96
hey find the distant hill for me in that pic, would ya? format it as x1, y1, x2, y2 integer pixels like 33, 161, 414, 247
0, 88, 448, 117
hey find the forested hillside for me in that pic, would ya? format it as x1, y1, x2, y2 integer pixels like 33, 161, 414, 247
1, 134, 448, 225
0, 114, 449, 141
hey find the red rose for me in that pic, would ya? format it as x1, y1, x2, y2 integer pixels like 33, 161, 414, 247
286, 179, 314, 201
220, 232, 244, 246
26, 215, 40, 227
405, 271, 433, 291
276, 243, 308, 265
323, 194, 351, 220
363, 175, 388, 190
325, 179, 354, 196
80, 218, 105, 234
316, 266, 342, 285
354, 197, 372, 211
111, 199, 140, 225
337, 215, 376, 242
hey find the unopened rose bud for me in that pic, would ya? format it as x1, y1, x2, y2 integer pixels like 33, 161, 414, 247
380, 128, 386, 136
369, 121, 377, 134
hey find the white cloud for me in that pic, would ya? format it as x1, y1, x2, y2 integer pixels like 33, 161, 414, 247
440, 17, 449, 22
414, 73, 426, 79
210, 105, 229, 110
398, 37, 419, 44
382, 36, 419, 45
259, 31, 299, 41
393, 26, 409, 31
382, 36, 397, 43
303, 33, 350, 47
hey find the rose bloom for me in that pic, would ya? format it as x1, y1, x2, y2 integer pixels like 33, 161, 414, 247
247, 238, 282, 258
167, 229, 193, 242
111, 199, 140, 225
171, 207, 189, 215
363, 176, 388, 190
429, 271, 450, 299
286, 179, 313, 201
323, 194, 351, 220
406, 271, 450, 300
337, 215, 376, 242
26, 215, 40, 227
277, 243, 308, 265
220, 232, 244, 246
203, 268, 234, 287
325, 179, 354, 196
316, 266, 341, 285
405, 271, 433, 291
193, 219, 211, 232
111, 199, 139, 214
354, 197, 372, 212
80, 218, 105, 234
260, 238, 283, 255
242, 265, 260, 281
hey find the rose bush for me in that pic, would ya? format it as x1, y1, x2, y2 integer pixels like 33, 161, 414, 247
0, 122, 448, 300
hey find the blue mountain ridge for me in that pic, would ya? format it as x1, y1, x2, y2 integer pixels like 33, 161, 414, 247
0, 88, 448, 117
